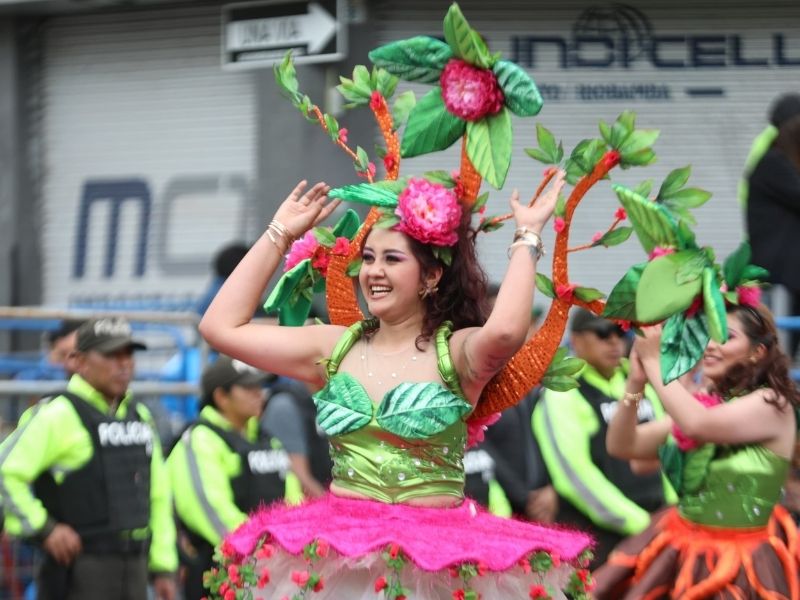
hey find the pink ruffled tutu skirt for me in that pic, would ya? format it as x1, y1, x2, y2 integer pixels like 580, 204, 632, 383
205, 494, 594, 599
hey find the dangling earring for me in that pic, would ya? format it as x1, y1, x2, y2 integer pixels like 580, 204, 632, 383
419, 283, 438, 299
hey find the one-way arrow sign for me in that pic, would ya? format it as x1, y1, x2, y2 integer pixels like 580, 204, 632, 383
223, 0, 347, 69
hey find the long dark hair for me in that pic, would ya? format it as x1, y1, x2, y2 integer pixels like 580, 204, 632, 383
406, 210, 490, 346
713, 304, 799, 409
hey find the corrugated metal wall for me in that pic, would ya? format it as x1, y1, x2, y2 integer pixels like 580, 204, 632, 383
39, 3, 257, 308
374, 0, 800, 296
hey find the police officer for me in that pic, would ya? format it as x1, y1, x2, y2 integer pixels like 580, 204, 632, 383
533, 309, 676, 567
0, 317, 177, 600
167, 355, 289, 600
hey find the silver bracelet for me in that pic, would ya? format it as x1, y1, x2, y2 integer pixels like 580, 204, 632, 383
507, 231, 544, 261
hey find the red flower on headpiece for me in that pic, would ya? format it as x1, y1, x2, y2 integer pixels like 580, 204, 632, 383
440, 59, 505, 121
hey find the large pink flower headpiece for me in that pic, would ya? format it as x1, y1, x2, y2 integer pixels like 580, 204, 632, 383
394, 178, 462, 247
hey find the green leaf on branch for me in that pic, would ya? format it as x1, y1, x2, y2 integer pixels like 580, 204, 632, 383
597, 226, 633, 248
742, 263, 769, 281
324, 113, 339, 141
374, 67, 398, 98
355, 146, 370, 171
675, 252, 708, 285
703, 267, 728, 343
545, 347, 585, 377
493, 60, 543, 116
657, 165, 691, 199
471, 192, 489, 214
619, 129, 659, 155
554, 193, 566, 218
531, 123, 562, 164
274, 52, 302, 103
535, 273, 556, 299
391, 90, 416, 128
328, 183, 399, 207
443, 3, 494, 68
620, 148, 657, 168
633, 179, 653, 198
466, 108, 513, 189
660, 311, 710, 384
574, 287, 606, 302
524, 147, 553, 165
614, 185, 679, 254
478, 215, 504, 232
312, 227, 336, 247
603, 263, 646, 321
636, 251, 705, 323
375, 211, 401, 229
564, 138, 605, 184
401, 88, 466, 158
423, 170, 456, 187
368, 36, 453, 83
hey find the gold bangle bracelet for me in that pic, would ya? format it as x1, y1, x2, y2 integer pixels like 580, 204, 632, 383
621, 391, 643, 407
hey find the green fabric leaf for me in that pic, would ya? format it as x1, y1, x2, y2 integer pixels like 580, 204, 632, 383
636, 251, 705, 323
722, 242, 751, 289
328, 183, 399, 207
546, 354, 585, 377
401, 88, 466, 158
466, 108, 513, 189
493, 60, 543, 117
423, 170, 457, 187
535, 273, 556, 299
372, 179, 408, 195
661, 187, 712, 208
703, 267, 728, 343
541, 374, 581, 392
376, 382, 471, 439
619, 129, 659, 155
535, 123, 558, 161
683, 444, 716, 493
524, 147, 553, 164
742, 264, 769, 281
273, 52, 302, 103
574, 286, 606, 302
346, 258, 362, 277
443, 4, 493, 68
614, 184, 679, 254
315, 373, 374, 436
660, 311, 710, 384
391, 90, 417, 127
331, 209, 361, 239
620, 148, 657, 168
633, 179, 654, 198
471, 192, 489, 213
598, 226, 633, 248
658, 442, 685, 494
374, 68, 398, 97
657, 165, 691, 199
368, 36, 453, 83
313, 227, 337, 246
603, 263, 646, 320
675, 252, 707, 285
264, 259, 308, 314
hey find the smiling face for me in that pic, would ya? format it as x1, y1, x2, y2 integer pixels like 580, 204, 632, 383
359, 228, 436, 320
702, 312, 761, 383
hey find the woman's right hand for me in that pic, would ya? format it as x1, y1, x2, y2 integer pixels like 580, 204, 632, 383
627, 347, 648, 389
272, 180, 340, 238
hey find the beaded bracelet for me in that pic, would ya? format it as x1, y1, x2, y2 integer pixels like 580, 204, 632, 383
621, 391, 643, 407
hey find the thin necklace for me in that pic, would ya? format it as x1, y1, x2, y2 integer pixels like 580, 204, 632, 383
360, 337, 419, 387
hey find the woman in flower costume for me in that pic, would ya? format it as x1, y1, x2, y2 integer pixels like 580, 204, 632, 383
595, 299, 800, 599
198, 169, 598, 600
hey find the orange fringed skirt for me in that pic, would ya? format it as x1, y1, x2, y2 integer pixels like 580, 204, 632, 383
592, 506, 800, 600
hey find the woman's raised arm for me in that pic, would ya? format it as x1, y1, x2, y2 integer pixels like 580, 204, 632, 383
199, 181, 343, 385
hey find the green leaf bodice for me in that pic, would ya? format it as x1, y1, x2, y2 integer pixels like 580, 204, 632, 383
660, 439, 790, 528
313, 320, 472, 503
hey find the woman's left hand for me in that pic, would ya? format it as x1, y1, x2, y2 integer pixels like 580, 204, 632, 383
634, 324, 663, 360
510, 169, 566, 233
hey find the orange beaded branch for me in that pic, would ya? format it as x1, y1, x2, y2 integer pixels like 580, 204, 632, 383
472, 152, 620, 418
371, 93, 400, 182
459, 136, 482, 206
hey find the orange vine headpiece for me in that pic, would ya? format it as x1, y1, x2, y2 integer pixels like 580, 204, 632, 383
268, 2, 722, 420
